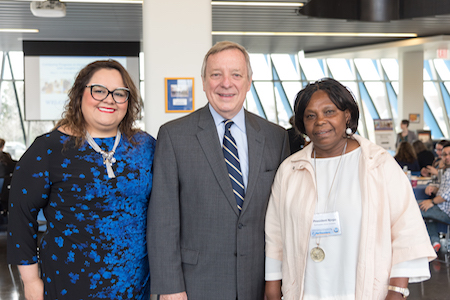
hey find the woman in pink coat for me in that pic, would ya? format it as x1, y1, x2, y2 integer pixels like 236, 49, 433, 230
265, 78, 436, 300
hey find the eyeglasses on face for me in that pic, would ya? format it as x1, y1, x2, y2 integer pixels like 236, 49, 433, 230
86, 84, 130, 104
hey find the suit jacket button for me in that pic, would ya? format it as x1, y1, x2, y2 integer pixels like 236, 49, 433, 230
234, 252, 237, 256
238, 223, 243, 229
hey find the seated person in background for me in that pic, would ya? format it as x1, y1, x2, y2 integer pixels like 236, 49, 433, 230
419, 143, 450, 252
413, 140, 435, 170
421, 140, 450, 177
395, 141, 420, 172
0, 138, 17, 212
396, 119, 417, 148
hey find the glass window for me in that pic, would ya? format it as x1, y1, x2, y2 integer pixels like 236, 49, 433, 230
274, 89, 290, 128
250, 54, 272, 80
299, 58, 324, 81
327, 59, 354, 80
271, 54, 300, 80
354, 59, 381, 80
282, 82, 302, 108
364, 82, 390, 119
9, 52, 24, 80
434, 59, 450, 80
15, 81, 25, 120
341, 81, 359, 103
424, 81, 449, 137
253, 82, 277, 123
245, 91, 260, 117
423, 63, 432, 81
1, 81, 23, 145
361, 100, 375, 141
2, 55, 12, 80
380, 59, 399, 81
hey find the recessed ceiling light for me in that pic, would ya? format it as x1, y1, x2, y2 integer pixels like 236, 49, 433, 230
20, 0, 143, 3
212, 1, 304, 7
0, 29, 39, 33
212, 31, 417, 38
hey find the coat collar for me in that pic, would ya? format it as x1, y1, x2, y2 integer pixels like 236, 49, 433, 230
289, 134, 388, 171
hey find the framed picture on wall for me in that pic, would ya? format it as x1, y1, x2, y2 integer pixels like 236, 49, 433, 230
409, 113, 420, 123
165, 77, 194, 113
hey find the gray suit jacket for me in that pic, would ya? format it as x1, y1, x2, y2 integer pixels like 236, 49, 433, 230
148, 105, 289, 300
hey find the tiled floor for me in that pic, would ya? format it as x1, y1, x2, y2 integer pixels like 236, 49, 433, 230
1, 228, 450, 300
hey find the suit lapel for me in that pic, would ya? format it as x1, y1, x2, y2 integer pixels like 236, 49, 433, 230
196, 106, 241, 216
241, 111, 265, 214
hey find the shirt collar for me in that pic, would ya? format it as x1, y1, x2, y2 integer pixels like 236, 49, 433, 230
209, 104, 246, 133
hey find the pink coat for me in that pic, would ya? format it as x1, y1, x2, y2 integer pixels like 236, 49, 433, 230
265, 134, 436, 300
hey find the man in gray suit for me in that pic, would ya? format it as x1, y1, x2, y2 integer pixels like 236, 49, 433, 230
148, 41, 289, 300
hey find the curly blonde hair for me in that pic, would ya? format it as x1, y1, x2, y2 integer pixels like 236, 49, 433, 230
55, 60, 142, 147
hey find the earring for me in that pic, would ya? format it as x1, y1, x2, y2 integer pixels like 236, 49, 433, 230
305, 135, 311, 143
346, 127, 353, 135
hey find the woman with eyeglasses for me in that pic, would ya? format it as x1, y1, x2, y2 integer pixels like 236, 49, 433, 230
7, 60, 155, 300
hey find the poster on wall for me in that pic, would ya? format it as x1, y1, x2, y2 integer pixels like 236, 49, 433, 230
165, 78, 194, 113
373, 119, 396, 152
38, 56, 127, 120
409, 113, 420, 123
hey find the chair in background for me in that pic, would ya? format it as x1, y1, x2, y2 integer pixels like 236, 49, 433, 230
436, 222, 450, 264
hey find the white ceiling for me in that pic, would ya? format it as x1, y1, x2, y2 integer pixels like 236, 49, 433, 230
2, 0, 450, 56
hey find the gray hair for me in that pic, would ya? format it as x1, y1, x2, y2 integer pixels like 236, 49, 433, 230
201, 41, 253, 80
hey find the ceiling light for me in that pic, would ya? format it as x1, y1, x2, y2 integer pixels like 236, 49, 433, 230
212, 31, 417, 38
212, 1, 304, 7
61, 0, 142, 2
0, 28, 39, 33
18, 0, 142, 3
31, 1, 66, 18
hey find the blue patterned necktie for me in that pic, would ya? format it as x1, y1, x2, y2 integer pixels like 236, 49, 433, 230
223, 120, 245, 211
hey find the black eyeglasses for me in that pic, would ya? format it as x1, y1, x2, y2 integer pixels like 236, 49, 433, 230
86, 84, 130, 104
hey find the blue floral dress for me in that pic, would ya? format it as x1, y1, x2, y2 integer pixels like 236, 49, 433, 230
7, 130, 155, 300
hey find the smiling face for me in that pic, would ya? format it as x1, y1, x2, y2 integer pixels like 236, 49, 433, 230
436, 143, 444, 158
442, 146, 450, 167
304, 90, 350, 157
81, 68, 128, 137
202, 48, 251, 119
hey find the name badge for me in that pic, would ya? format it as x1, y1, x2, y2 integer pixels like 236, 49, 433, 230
310, 211, 341, 237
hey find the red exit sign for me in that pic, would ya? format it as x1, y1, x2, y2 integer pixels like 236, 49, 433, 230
437, 48, 448, 59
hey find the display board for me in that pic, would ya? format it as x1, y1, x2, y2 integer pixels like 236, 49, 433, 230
23, 41, 140, 121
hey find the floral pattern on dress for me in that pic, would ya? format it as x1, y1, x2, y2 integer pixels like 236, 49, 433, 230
8, 130, 155, 300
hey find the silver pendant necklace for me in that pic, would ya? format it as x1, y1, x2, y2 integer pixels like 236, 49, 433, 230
85, 129, 121, 179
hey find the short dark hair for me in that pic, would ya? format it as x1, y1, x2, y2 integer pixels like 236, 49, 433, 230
294, 78, 359, 135
401, 119, 410, 127
438, 140, 450, 147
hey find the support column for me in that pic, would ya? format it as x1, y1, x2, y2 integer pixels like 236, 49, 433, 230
398, 50, 424, 132
143, 0, 212, 137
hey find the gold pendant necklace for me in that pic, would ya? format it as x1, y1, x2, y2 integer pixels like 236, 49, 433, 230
310, 246, 325, 262
311, 141, 347, 262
